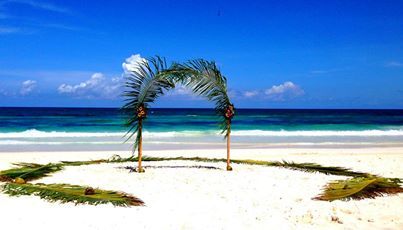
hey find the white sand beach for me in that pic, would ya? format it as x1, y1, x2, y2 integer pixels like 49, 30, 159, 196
1, 147, 402, 229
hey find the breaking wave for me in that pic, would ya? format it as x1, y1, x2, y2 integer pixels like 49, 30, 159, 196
1, 128, 403, 139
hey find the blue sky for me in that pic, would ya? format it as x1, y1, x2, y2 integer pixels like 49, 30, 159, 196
0, 0, 402, 108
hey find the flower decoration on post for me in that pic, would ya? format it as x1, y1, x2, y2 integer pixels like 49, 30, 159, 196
224, 103, 234, 171
224, 104, 235, 121
137, 104, 147, 119
123, 56, 176, 173
136, 103, 147, 173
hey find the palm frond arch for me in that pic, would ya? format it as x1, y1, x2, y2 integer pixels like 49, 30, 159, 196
122, 56, 235, 173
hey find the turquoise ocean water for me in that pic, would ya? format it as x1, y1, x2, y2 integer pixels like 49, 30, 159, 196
1, 107, 403, 151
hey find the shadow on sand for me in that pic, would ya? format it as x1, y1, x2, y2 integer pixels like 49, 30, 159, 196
120, 165, 222, 172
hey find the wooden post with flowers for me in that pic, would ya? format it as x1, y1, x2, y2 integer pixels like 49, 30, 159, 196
136, 104, 146, 173
224, 104, 235, 171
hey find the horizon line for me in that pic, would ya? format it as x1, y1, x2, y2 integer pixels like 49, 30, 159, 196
0, 106, 402, 110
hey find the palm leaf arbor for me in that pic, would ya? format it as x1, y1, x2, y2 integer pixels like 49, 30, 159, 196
122, 56, 175, 173
171, 59, 235, 170
122, 56, 234, 172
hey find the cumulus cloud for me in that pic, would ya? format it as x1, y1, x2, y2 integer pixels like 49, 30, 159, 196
265, 81, 304, 101
20, 80, 37, 95
122, 54, 147, 74
58, 73, 123, 99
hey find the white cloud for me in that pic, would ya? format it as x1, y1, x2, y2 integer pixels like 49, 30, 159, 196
20, 80, 36, 95
0, 69, 94, 78
265, 81, 304, 101
58, 73, 123, 99
310, 70, 328, 74
163, 85, 205, 101
0, 26, 20, 34
243, 90, 259, 98
5, 0, 70, 14
385, 61, 403, 67
0, 88, 8, 96
1, 1, 79, 35
122, 54, 147, 74
41, 23, 84, 31
227, 89, 239, 98
170, 85, 192, 96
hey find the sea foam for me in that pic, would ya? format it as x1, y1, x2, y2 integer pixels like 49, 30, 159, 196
1, 128, 403, 139
231, 129, 403, 137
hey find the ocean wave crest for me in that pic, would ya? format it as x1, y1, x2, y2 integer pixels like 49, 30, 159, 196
0, 129, 124, 138
231, 129, 403, 136
0, 129, 210, 138
1, 128, 403, 139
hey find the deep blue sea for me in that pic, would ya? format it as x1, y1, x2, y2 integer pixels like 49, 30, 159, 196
1, 107, 403, 132
1, 107, 403, 151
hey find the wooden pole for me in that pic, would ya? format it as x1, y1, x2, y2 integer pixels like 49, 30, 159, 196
226, 120, 232, 171
137, 119, 145, 173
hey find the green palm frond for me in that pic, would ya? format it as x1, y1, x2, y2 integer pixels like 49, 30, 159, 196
55, 156, 378, 178
8, 155, 395, 183
60, 159, 108, 166
0, 163, 63, 182
172, 59, 233, 137
122, 56, 176, 150
0, 157, 136, 183
60, 155, 135, 166
1, 156, 402, 202
314, 177, 403, 201
134, 157, 371, 178
1, 183, 144, 207
267, 161, 372, 177
137, 157, 359, 177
